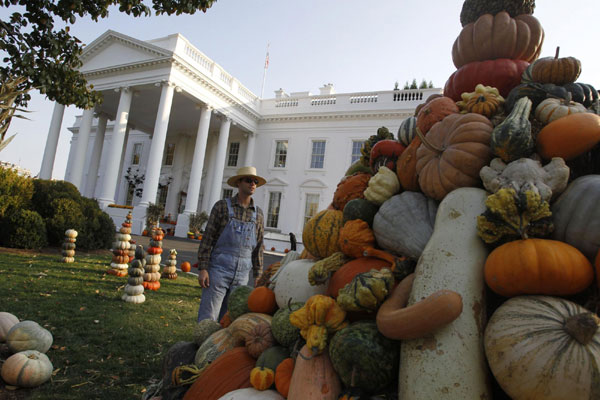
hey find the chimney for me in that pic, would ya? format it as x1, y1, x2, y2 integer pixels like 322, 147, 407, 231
319, 83, 335, 95
274, 88, 288, 98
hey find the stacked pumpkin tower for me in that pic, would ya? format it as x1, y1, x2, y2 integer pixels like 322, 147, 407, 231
61, 229, 78, 263
122, 245, 146, 304
175, 1, 600, 399
143, 225, 163, 291
161, 249, 178, 280
108, 212, 132, 277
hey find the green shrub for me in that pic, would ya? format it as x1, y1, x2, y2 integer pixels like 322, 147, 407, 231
31, 179, 81, 219
0, 208, 47, 249
45, 197, 84, 246
77, 197, 115, 250
0, 166, 33, 218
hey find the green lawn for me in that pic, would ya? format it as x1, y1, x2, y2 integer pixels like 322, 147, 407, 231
0, 247, 201, 399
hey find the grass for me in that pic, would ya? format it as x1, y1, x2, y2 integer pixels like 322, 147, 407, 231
0, 247, 202, 400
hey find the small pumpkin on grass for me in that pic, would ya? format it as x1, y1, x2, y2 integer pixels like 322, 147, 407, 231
6, 320, 53, 354
0, 312, 19, 342
1, 350, 53, 388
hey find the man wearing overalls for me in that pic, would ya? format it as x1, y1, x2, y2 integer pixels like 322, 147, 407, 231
196, 166, 266, 322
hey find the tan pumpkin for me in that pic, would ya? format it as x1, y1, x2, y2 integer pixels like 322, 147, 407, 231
452, 12, 544, 68
6, 320, 53, 354
535, 93, 587, 125
485, 295, 600, 400
0, 312, 19, 342
415, 113, 494, 201
531, 46, 581, 85
287, 345, 341, 400
0, 350, 53, 388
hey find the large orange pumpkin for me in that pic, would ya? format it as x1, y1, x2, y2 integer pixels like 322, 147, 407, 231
536, 112, 600, 161
484, 239, 594, 297
396, 134, 421, 192
327, 257, 391, 298
332, 173, 371, 211
302, 209, 344, 259
415, 113, 493, 201
415, 96, 459, 135
183, 347, 255, 400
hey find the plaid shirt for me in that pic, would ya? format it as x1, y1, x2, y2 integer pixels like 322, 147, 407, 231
197, 195, 264, 275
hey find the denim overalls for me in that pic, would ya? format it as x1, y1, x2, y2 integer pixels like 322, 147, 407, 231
197, 198, 257, 322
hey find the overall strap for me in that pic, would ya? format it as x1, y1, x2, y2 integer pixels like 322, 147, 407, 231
225, 197, 234, 218
250, 207, 257, 223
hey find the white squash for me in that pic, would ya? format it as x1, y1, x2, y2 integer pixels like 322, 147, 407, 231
7, 321, 53, 354
399, 188, 491, 399
218, 388, 284, 400
0, 312, 19, 342
273, 259, 325, 309
485, 295, 600, 400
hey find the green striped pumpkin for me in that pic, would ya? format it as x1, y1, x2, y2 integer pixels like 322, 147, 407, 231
485, 295, 600, 400
397, 116, 417, 146
194, 328, 236, 369
302, 209, 344, 259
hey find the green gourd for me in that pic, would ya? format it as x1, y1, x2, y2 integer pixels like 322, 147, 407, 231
490, 96, 534, 163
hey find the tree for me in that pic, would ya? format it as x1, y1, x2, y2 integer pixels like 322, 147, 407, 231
0, 0, 217, 109
124, 167, 145, 198
428, 80, 434, 88
419, 79, 428, 89
409, 79, 418, 89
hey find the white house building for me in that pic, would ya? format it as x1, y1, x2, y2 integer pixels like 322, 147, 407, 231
40, 30, 442, 250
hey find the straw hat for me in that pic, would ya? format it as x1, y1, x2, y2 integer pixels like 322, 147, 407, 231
226, 166, 267, 188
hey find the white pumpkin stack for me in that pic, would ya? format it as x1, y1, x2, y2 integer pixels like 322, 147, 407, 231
143, 225, 163, 291
161, 248, 178, 280
108, 212, 132, 277
61, 229, 78, 263
1, 317, 54, 388
122, 244, 146, 304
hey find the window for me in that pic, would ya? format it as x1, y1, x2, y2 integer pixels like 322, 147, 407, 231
303, 193, 320, 227
156, 185, 168, 208
126, 183, 135, 206
273, 140, 288, 168
267, 192, 282, 228
351, 140, 364, 164
227, 142, 240, 167
131, 143, 143, 165
310, 140, 326, 169
164, 143, 175, 166
222, 188, 233, 199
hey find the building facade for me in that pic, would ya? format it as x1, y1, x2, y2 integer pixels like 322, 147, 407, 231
41, 30, 441, 249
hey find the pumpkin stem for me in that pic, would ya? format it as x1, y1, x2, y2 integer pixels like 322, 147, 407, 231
297, 348, 316, 361
362, 247, 396, 265
554, 46, 560, 60
414, 127, 444, 154
564, 312, 600, 345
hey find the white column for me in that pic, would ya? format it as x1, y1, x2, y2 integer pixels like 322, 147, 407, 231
39, 102, 65, 179
165, 134, 187, 217
200, 135, 217, 212
139, 83, 175, 207
97, 87, 133, 209
115, 125, 131, 203
85, 113, 108, 198
174, 105, 212, 237
68, 108, 95, 191
207, 117, 231, 209
243, 131, 256, 166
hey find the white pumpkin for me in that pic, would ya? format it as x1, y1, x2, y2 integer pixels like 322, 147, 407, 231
1, 350, 53, 388
122, 293, 146, 304
218, 388, 284, 400
7, 321, 53, 354
273, 259, 325, 309
399, 188, 491, 399
535, 95, 587, 125
485, 295, 600, 400
64, 229, 78, 238
0, 312, 19, 342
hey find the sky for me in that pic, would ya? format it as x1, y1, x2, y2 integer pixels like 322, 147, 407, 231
1, 0, 599, 179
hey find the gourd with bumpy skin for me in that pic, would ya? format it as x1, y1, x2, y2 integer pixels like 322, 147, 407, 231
308, 252, 349, 286
490, 96, 534, 162
399, 188, 491, 400
552, 175, 600, 260
270, 302, 304, 348
329, 320, 399, 393
363, 166, 400, 205
193, 319, 222, 346
227, 285, 253, 320
485, 296, 600, 400
480, 157, 569, 202
336, 268, 394, 312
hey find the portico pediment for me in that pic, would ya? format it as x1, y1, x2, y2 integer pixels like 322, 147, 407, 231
265, 177, 288, 187
80, 30, 172, 73
299, 178, 327, 189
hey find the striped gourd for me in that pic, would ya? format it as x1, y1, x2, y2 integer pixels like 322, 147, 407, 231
194, 328, 236, 369
302, 209, 344, 259
484, 295, 600, 400
397, 116, 417, 146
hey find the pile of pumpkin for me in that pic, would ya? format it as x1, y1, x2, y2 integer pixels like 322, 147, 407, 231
0, 312, 54, 389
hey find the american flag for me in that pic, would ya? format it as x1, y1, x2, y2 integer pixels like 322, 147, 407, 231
264, 44, 270, 69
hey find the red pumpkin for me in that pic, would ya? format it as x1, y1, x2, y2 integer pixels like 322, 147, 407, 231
247, 286, 277, 314
180, 261, 191, 272
369, 140, 406, 174
327, 257, 391, 298
444, 58, 529, 101
416, 96, 459, 134
146, 246, 163, 255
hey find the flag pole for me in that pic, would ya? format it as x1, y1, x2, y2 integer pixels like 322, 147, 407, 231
260, 43, 270, 99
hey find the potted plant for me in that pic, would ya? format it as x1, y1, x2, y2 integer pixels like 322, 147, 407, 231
188, 211, 209, 239
145, 203, 164, 235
